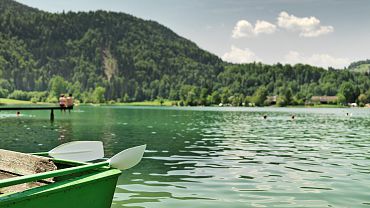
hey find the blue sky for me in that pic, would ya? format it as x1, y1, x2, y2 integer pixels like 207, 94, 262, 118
17, 0, 370, 68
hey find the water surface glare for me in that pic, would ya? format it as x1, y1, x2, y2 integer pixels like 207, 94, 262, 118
1, 106, 370, 207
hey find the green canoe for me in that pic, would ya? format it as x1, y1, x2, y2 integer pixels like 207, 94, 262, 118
0, 159, 121, 208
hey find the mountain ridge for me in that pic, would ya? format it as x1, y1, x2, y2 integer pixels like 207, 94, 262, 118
0, 0, 369, 105
0, 0, 224, 102
347, 60, 370, 74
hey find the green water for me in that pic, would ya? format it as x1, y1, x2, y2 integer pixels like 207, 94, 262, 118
1, 106, 370, 207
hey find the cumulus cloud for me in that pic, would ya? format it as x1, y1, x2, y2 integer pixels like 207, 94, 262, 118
283, 51, 350, 68
232, 12, 333, 38
222, 45, 261, 63
277, 11, 333, 37
232, 20, 254, 38
255, 20, 277, 35
232, 20, 276, 38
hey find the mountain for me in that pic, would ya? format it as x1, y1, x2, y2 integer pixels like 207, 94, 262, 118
0, 0, 223, 102
0, 0, 38, 13
347, 60, 370, 74
0, 0, 370, 105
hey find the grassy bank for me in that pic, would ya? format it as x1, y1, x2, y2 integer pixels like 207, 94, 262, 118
0, 98, 52, 105
114, 102, 348, 108
310, 104, 347, 108
287, 104, 347, 108
0, 98, 33, 105
0, 99, 174, 106
113, 100, 174, 106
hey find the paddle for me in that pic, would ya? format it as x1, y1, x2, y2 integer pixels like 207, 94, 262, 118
108, 144, 146, 170
32, 141, 104, 162
0, 145, 146, 189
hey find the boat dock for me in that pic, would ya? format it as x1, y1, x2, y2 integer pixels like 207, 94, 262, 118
0, 106, 73, 121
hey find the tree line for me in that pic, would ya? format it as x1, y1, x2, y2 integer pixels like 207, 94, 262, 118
1, 0, 370, 106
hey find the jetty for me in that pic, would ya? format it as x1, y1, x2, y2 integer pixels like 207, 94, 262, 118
0, 106, 73, 121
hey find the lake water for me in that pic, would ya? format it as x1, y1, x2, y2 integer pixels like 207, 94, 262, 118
1, 106, 370, 207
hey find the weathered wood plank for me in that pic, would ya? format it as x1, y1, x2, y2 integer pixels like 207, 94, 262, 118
0, 149, 57, 180
0, 150, 57, 194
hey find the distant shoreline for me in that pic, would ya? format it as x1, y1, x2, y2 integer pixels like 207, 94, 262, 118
0, 98, 357, 108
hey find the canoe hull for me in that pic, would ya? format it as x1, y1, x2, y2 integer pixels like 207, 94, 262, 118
0, 168, 121, 208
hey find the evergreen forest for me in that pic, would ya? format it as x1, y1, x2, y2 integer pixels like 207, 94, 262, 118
1, 0, 370, 106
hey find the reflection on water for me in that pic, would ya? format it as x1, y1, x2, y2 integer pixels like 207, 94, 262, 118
1, 106, 370, 207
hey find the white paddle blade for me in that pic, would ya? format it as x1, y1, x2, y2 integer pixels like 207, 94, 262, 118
48, 141, 104, 162
108, 145, 146, 170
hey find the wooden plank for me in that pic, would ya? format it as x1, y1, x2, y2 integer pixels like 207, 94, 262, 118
0, 150, 56, 194
0, 149, 57, 182
0, 106, 73, 111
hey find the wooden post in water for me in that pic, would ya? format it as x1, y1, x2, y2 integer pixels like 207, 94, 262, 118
50, 109, 54, 121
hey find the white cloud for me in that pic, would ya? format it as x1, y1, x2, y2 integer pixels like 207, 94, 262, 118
283, 51, 350, 68
277, 11, 333, 37
302, 25, 334, 37
222, 45, 261, 63
232, 20, 254, 38
231, 12, 333, 38
232, 20, 276, 38
254, 20, 277, 35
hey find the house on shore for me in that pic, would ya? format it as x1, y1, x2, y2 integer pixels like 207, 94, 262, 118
266, 96, 277, 105
310, 96, 338, 104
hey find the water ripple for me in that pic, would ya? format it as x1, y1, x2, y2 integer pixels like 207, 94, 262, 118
2, 107, 370, 207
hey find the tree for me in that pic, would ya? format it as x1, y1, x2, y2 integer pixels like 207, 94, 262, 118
244, 96, 252, 107
231, 94, 244, 106
206, 91, 220, 105
358, 94, 368, 106
185, 88, 197, 106
0, 88, 8, 98
48, 76, 68, 99
92, 87, 106, 103
220, 88, 231, 104
282, 88, 293, 105
276, 96, 287, 107
0, 79, 12, 97
157, 96, 164, 106
338, 82, 358, 103
252, 86, 267, 106
122, 93, 130, 102
337, 93, 346, 105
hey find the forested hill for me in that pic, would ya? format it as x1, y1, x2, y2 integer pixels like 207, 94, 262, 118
0, 0, 223, 102
0, 0, 370, 106
347, 60, 370, 74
